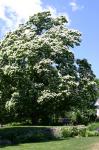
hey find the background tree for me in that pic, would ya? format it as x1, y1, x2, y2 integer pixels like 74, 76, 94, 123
95, 78, 99, 98
74, 59, 97, 124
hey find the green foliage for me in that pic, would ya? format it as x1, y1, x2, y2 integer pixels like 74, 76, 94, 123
61, 126, 87, 138
78, 127, 87, 137
0, 126, 87, 145
0, 126, 55, 145
0, 11, 97, 124
75, 59, 97, 123
88, 122, 99, 131
1, 125, 99, 146
61, 125, 99, 138
61, 127, 73, 137
95, 78, 99, 98
86, 130, 99, 137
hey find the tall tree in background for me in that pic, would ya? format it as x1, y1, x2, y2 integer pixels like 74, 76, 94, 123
75, 59, 97, 124
0, 11, 96, 124
95, 78, 99, 98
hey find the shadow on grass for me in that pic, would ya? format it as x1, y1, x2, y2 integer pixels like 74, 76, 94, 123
0, 138, 69, 148
0, 126, 68, 148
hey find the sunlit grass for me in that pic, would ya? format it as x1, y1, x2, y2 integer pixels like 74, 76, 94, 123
1, 137, 99, 150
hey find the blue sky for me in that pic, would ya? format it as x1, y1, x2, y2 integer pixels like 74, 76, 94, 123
0, 0, 99, 77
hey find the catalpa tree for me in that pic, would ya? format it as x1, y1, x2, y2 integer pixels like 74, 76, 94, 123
0, 11, 96, 124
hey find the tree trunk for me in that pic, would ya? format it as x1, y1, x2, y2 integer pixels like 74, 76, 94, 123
31, 111, 38, 125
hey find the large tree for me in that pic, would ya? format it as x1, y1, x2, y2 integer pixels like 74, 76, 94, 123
0, 11, 96, 124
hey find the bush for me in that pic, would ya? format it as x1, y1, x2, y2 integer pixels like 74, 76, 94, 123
0, 127, 55, 144
86, 130, 99, 137
66, 109, 96, 125
61, 127, 73, 138
61, 126, 87, 138
78, 126, 87, 137
88, 122, 99, 131
1, 125, 99, 145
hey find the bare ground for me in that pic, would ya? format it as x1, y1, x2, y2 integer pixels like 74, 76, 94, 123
91, 143, 99, 150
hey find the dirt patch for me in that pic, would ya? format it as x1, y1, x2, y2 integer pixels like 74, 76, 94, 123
91, 143, 99, 150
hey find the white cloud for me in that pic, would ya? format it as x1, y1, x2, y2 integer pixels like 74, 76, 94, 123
45, 6, 71, 24
0, 0, 43, 19
0, 0, 70, 37
69, 0, 84, 12
0, 0, 43, 36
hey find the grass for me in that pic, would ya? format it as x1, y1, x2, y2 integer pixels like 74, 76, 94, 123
1, 137, 99, 150
1, 123, 99, 150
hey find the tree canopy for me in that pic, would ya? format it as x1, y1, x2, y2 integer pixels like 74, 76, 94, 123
0, 11, 97, 125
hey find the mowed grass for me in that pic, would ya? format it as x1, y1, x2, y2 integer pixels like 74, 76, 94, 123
1, 137, 99, 150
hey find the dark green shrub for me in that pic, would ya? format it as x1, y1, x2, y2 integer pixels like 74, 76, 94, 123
71, 127, 79, 136
1, 125, 99, 145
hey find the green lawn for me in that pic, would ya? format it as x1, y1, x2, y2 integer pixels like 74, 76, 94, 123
1, 137, 99, 150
